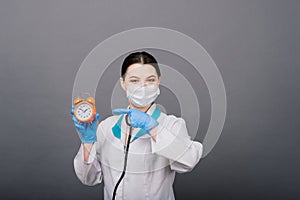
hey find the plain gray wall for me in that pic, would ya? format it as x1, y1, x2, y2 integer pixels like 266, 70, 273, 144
0, 0, 299, 199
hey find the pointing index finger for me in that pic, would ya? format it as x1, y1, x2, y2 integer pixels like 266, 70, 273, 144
112, 108, 131, 115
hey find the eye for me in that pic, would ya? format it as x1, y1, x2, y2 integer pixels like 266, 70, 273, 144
129, 79, 139, 83
147, 79, 156, 82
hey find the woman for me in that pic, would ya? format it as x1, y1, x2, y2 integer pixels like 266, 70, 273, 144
70, 51, 203, 200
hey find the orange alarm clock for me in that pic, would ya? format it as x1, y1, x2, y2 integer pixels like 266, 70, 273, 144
73, 97, 97, 123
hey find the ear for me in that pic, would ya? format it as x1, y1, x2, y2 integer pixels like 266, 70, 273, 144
157, 77, 161, 85
120, 77, 126, 91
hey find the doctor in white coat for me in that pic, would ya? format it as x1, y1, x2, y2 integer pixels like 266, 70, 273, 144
70, 51, 203, 200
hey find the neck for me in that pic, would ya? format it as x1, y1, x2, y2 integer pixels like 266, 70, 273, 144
129, 102, 153, 113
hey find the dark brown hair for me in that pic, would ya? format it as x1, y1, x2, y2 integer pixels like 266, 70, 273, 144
121, 51, 161, 80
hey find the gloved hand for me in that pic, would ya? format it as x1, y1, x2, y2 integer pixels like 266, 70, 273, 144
70, 105, 100, 143
112, 108, 159, 132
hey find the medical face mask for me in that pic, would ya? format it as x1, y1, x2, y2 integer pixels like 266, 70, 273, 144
126, 84, 160, 107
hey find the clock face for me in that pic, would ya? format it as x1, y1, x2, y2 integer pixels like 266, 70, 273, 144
75, 103, 94, 122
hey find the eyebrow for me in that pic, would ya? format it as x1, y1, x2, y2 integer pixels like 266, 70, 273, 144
129, 75, 157, 79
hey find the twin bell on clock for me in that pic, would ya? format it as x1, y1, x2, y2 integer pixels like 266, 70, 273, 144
73, 97, 97, 123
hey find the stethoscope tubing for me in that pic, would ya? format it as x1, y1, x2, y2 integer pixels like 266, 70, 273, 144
112, 103, 154, 200
112, 114, 132, 200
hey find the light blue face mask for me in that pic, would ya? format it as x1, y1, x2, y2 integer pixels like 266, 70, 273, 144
126, 84, 160, 107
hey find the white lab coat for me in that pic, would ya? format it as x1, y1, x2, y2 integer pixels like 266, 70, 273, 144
73, 103, 203, 200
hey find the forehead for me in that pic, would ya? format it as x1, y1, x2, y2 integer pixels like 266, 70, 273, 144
125, 63, 158, 77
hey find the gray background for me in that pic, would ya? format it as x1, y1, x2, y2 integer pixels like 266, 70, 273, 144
0, 0, 299, 199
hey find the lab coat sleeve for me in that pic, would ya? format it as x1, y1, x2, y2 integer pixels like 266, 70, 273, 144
73, 124, 103, 186
151, 117, 203, 173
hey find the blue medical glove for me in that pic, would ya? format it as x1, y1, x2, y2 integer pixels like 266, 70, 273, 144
112, 108, 158, 132
70, 105, 100, 143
